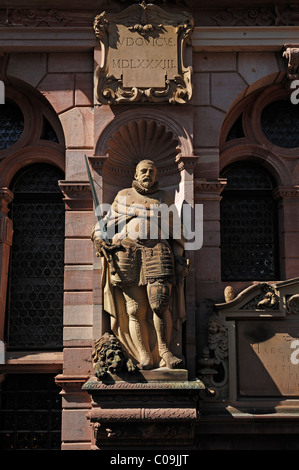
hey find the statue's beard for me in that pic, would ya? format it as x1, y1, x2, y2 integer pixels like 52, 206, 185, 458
132, 179, 159, 194
141, 180, 153, 189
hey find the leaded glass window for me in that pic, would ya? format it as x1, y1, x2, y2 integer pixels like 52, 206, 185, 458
0, 100, 24, 150
220, 162, 278, 281
261, 100, 299, 148
0, 374, 61, 450
6, 164, 64, 350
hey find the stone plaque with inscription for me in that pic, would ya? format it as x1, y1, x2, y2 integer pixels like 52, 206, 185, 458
93, 1, 194, 104
238, 320, 299, 397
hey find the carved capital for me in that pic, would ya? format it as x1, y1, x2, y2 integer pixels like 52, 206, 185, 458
283, 44, 299, 79
0, 187, 13, 216
58, 180, 92, 210
177, 155, 199, 172
194, 178, 227, 201
273, 185, 299, 199
88, 155, 108, 171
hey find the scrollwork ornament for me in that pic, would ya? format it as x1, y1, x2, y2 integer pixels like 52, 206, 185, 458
286, 294, 299, 315
283, 46, 299, 80
198, 314, 229, 399
93, 3, 194, 105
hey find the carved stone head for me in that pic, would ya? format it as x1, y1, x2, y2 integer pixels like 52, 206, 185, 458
135, 160, 157, 189
92, 332, 135, 377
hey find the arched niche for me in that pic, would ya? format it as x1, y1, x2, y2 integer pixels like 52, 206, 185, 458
103, 119, 181, 203
93, 109, 195, 206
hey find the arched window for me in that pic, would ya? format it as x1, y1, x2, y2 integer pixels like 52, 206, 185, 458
220, 162, 278, 281
5, 163, 65, 350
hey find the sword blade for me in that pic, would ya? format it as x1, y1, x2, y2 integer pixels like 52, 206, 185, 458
85, 154, 108, 240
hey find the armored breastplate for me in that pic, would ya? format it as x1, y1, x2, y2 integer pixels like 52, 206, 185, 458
110, 239, 175, 287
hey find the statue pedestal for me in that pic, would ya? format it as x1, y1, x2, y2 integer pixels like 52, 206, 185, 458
83, 370, 205, 450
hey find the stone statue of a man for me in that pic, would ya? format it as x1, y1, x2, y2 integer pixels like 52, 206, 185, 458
92, 160, 188, 370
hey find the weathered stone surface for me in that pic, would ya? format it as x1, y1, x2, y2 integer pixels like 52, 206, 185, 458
38, 73, 74, 114
238, 52, 279, 85
238, 320, 299, 397
193, 72, 210, 105
59, 107, 94, 148
65, 238, 93, 264
65, 211, 94, 238
48, 52, 93, 73
211, 72, 247, 111
193, 52, 236, 72
194, 106, 225, 147
7, 53, 47, 87
75, 73, 93, 106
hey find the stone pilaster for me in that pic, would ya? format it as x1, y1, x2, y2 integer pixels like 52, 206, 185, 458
273, 185, 299, 279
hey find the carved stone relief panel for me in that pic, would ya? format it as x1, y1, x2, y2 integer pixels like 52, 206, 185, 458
93, 1, 194, 104
237, 319, 299, 397
198, 278, 299, 401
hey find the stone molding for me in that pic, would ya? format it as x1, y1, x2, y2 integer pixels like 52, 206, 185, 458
1, 5, 299, 29
55, 374, 90, 393
192, 26, 299, 51
83, 376, 204, 448
197, 5, 299, 27
1, 25, 296, 53
89, 407, 198, 422
83, 377, 204, 391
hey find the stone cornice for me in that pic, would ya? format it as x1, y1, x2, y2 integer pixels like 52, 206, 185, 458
0, 24, 298, 53
0, 27, 96, 52
192, 26, 299, 52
